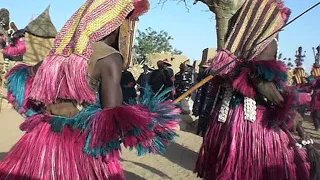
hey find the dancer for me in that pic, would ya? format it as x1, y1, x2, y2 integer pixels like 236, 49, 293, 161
121, 67, 137, 104
194, 0, 310, 179
0, 0, 180, 179
293, 46, 307, 87
0, 8, 26, 62
311, 45, 320, 78
311, 78, 320, 131
137, 64, 152, 98
149, 60, 174, 99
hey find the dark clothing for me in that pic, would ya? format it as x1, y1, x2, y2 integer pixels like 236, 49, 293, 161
174, 71, 193, 98
148, 68, 174, 100
312, 111, 320, 131
166, 68, 175, 98
120, 70, 137, 104
166, 68, 174, 78
137, 72, 151, 97
192, 70, 216, 136
3, 54, 23, 61
296, 105, 308, 118
137, 72, 151, 88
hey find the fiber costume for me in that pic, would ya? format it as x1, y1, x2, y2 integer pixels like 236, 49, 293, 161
311, 46, 320, 78
309, 78, 320, 130
293, 47, 307, 86
194, 0, 309, 179
0, 8, 26, 62
0, 0, 180, 179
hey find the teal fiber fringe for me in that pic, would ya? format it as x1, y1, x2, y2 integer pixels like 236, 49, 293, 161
6, 65, 37, 117
46, 85, 179, 158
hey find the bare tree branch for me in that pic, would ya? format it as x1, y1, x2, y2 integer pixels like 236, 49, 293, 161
156, 0, 191, 11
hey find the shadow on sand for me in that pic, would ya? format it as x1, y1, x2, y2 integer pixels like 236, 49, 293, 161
124, 170, 147, 180
162, 142, 198, 172
121, 159, 170, 179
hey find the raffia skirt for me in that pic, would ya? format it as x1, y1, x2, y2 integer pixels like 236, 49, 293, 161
195, 104, 310, 180
0, 118, 123, 180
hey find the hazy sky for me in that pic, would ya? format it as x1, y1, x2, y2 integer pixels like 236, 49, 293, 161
2, 0, 320, 71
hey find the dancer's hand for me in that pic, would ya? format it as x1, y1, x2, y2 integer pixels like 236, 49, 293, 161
251, 77, 284, 105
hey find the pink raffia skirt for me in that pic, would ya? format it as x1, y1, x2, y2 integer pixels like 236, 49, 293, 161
0, 121, 123, 180
195, 104, 310, 180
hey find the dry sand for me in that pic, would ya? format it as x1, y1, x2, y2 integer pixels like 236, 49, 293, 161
0, 100, 202, 180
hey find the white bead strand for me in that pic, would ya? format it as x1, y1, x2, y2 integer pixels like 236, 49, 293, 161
218, 84, 233, 123
244, 97, 257, 122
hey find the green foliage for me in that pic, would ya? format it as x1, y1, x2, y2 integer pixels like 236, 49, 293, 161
135, 27, 182, 64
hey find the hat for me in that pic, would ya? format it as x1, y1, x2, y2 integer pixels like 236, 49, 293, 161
162, 59, 172, 66
29, 0, 150, 105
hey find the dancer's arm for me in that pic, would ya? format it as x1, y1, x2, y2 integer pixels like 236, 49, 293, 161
251, 76, 284, 105
250, 39, 285, 105
98, 53, 123, 108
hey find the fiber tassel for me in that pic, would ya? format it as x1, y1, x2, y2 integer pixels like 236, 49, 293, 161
29, 54, 96, 105
84, 105, 154, 157
6, 64, 39, 116
20, 114, 48, 132
195, 104, 309, 179
232, 67, 255, 98
0, 123, 124, 179
210, 50, 237, 77
2, 38, 26, 56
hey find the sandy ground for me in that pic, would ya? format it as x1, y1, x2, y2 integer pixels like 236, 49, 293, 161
0, 98, 320, 180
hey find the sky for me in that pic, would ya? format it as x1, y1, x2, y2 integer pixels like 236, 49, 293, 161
2, 0, 320, 72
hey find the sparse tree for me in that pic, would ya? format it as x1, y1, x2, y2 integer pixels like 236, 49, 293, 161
135, 27, 182, 64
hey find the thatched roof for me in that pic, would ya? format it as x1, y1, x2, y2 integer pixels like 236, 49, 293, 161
25, 5, 57, 38
23, 32, 54, 64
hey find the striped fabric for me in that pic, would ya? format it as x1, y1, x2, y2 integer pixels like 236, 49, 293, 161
225, 0, 290, 60
311, 67, 320, 77
294, 67, 306, 84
